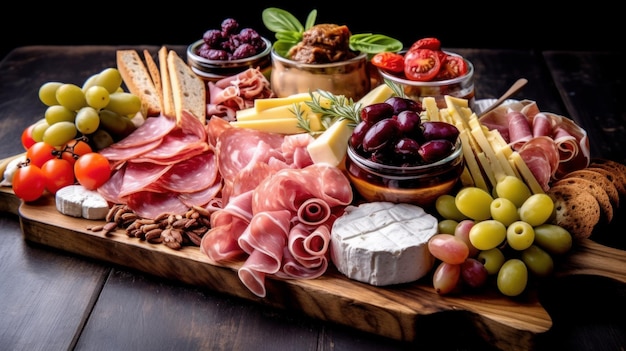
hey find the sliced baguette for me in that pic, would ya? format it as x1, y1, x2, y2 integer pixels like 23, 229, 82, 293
159, 46, 176, 119
116, 49, 161, 117
143, 49, 163, 113
167, 50, 206, 124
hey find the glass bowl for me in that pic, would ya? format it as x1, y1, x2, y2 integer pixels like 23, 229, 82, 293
344, 139, 464, 208
186, 37, 272, 82
270, 49, 371, 101
378, 53, 475, 110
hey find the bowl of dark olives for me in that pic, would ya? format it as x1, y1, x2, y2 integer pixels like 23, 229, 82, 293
344, 96, 465, 207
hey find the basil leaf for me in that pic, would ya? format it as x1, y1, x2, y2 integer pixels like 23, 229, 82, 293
262, 7, 304, 33
349, 34, 404, 54
304, 10, 317, 30
275, 31, 302, 42
272, 40, 296, 58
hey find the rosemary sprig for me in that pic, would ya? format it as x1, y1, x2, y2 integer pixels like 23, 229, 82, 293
291, 102, 315, 134
384, 77, 406, 98
306, 90, 361, 128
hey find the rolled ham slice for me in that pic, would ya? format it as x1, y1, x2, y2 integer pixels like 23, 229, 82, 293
479, 100, 590, 187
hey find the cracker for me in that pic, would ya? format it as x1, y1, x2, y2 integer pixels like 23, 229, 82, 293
562, 169, 620, 209
589, 158, 626, 198
584, 167, 625, 202
546, 184, 600, 240
554, 177, 613, 223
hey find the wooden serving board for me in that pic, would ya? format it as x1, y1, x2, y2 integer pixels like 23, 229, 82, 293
9, 189, 626, 350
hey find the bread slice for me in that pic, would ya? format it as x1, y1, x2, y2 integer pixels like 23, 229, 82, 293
143, 49, 163, 113
159, 46, 176, 119
563, 169, 620, 209
589, 158, 626, 198
116, 50, 161, 117
547, 184, 600, 239
167, 50, 206, 124
586, 167, 626, 197
554, 177, 613, 223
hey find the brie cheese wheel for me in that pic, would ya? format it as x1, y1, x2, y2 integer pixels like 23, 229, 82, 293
330, 202, 438, 286
55, 184, 110, 220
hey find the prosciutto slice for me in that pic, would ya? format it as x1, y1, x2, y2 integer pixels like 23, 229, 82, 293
207, 68, 274, 120
479, 100, 590, 188
200, 125, 353, 298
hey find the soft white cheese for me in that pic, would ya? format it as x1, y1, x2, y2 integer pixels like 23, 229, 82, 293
330, 202, 438, 286
55, 184, 110, 220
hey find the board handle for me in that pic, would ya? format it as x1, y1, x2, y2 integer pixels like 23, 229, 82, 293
557, 239, 626, 284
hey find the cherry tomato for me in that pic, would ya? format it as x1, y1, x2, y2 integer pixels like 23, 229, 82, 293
60, 138, 93, 165
435, 55, 468, 81
370, 52, 405, 73
12, 163, 46, 202
408, 37, 441, 51
404, 48, 441, 82
21, 123, 37, 150
74, 152, 111, 190
26, 141, 56, 168
41, 158, 75, 194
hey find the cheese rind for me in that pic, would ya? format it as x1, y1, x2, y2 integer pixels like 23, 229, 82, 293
330, 202, 438, 286
55, 184, 110, 220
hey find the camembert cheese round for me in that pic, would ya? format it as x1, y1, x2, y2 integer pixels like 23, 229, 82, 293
330, 202, 438, 286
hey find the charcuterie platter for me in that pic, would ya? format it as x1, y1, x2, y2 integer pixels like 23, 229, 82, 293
2, 16, 625, 349
5, 185, 624, 350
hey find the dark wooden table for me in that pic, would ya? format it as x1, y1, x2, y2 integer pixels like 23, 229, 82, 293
1, 46, 625, 351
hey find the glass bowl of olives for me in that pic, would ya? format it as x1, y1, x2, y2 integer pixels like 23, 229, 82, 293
344, 96, 465, 207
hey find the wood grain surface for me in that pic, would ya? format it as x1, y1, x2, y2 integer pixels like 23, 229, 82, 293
2, 46, 625, 351
13, 190, 626, 350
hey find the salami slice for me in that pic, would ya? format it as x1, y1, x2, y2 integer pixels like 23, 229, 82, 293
127, 191, 190, 219
158, 151, 218, 193
110, 115, 177, 149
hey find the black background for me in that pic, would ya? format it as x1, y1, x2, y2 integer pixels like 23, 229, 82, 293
1, 1, 619, 60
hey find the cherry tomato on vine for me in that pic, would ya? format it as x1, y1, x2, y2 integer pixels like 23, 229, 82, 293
435, 55, 468, 81
60, 138, 93, 165
74, 152, 111, 190
370, 52, 405, 73
26, 141, 56, 168
41, 158, 75, 194
404, 48, 441, 82
21, 123, 37, 150
12, 163, 46, 202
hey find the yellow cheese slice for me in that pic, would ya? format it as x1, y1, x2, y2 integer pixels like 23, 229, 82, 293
307, 119, 354, 167
254, 93, 312, 112
230, 118, 307, 134
510, 151, 545, 194
236, 103, 305, 121
423, 97, 441, 122
476, 152, 497, 190
459, 166, 475, 188
357, 83, 394, 107
459, 130, 488, 192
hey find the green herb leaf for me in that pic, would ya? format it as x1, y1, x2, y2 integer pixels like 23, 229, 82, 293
306, 90, 361, 128
304, 10, 317, 30
272, 40, 296, 58
291, 103, 314, 134
262, 7, 304, 33
349, 34, 404, 54
384, 78, 406, 98
274, 31, 302, 42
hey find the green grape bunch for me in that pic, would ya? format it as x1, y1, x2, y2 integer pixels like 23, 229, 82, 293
431, 176, 573, 297
36, 67, 140, 150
